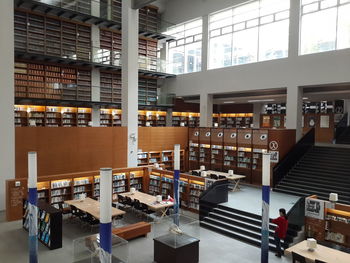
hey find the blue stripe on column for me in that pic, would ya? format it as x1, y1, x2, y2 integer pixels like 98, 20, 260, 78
262, 185, 270, 204
29, 235, 38, 263
100, 222, 112, 254
173, 170, 180, 225
29, 188, 37, 206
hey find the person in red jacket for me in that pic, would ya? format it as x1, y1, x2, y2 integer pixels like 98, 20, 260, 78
272, 208, 288, 258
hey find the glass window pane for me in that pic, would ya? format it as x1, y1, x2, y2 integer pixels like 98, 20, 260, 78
303, 2, 320, 14
340, 0, 350, 4
185, 36, 194, 44
185, 27, 202, 37
185, 42, 202, 73
337, 4, 350, 49
168, 46, 184, 74
259, 20, 289, 61
233, 2, 259, 23
260, 15, 274, 24
232, 28, 258, 65
275, 10, 290, 21
210, 9, 232, 23
169, 41, 176, 48
194, 34, 202, 42
177, 39, 185, 46
222, 26, 233, 34
302, 0, 319, 5
210, 29, 221, 37
320, 0, 337, 9
260, 0, 290, 16
233, 22, 245, 31
300, 7, 337, 54
209, 34, 232, 69
246, 18, 259, 28
185, 19, 202, 30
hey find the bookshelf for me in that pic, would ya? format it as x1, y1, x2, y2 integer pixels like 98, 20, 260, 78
112, 109, 122, 126
45, 106, 61, 127
199, 128, 211, 169
172, 112, 190, 127
100, 71, 122, 103
179, 179, 189, 209
93, 175, 100, 200
37, 181, 50, 203
188, 114, 200, 128
23, 200, 62, 250
161, 175, 173, 199
112, 173, 127, 200
251, 129, 268, 185
100, 109, 113, 127
14, 10, 91, 61
162, 151, 174, 170
61, 107, 77, 127
27, 105, 46, 127
219, 113, 253, 128
138, 152, 149, 166
211, 128, 224, 171
73, 177, 93, 200
149, 172, 161, 195
139, 6, 159, 32
189, 128, 200, 170
129, 171, 144, 191
14, 105, 28, 127
223, 128, 237, 172
138, 78, 157, 105
148, 151, 161, 165
188, 180, 205, 211
50, 179, 72, 210
77, 108, 91, 127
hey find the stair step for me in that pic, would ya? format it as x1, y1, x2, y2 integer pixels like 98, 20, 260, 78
292, 166, 350, 177
216, 205, 262, 220
287, 172, 350, 184
283, 177, 350, 189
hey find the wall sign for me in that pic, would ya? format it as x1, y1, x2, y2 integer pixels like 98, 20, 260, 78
269, 141, 279, 150
305, 197, 325, 220
269, 151, 279, 163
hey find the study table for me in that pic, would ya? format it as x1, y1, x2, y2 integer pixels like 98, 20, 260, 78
285, 240, 350, 263
193, 170, 246, 192
65, 198, 125, 220
120, 191, 173, 219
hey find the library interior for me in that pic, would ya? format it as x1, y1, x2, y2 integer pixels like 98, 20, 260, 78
2, 0, 350, 262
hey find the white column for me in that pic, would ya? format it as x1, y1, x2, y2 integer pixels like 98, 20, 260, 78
201, 15, 209, 71
288, 0, 301, 58
91, 0, 100, 17
92, 106, 101, 127
166, 108, 173, 127
253, 103, 262, 128
200, 93, 213, 127
286, 86, 303, 141
0, 0, 15, 211
122, 0, 139, 167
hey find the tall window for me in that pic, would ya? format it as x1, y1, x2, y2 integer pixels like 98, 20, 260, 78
165, 18, 202, 74
300, 0, 350, 55
208, 0, 290, 70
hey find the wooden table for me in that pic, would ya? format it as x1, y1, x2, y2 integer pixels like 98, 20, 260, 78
194, 170, 246, 192
120, 191, 173, 219
65, 198, 125, 220
285, 240, 350, 263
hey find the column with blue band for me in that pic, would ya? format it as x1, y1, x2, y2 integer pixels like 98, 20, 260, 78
28, 152, 38, 263
261, 152, 271, 263
173, 144, 180, 226
99, 168, 112, 263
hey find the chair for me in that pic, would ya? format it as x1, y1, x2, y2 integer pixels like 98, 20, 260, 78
133, 199, 143, 217
117, 195, 127, 209
125, 196, 134, 211
292, 252, 306, 263
315, 260, 326, 263
218, 175, 226, 180
140, 203, 154, 221
210, 174, 219, 180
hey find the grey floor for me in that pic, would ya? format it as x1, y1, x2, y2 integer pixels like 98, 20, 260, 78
223, 185, 300, 218
0, 208, 293, 263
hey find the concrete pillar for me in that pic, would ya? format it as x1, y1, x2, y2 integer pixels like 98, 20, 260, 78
92, 106, 101, 127
201, 15, 209, 71
122, 0, 139, 167
200, 93, 213, 127
0, 0, 15, 210
344, 100, 350, 125
288, 0, 301, 58
286, 86, 303, 141
166, 108, 173, 127
91, 0, 100, 17
253, 103, 262, 128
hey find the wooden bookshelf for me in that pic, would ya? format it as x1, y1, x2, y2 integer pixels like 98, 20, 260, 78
199, 128, 211, 170
129, 170, 144, 191
100, 71, 122, 103
161, 174, 173, 199
100, 108, 113, 127
138, 78, 157, 105
77, 108, 91, 127
148, 151, 161, 165
112, 173, 127, 200
223, 128, 237, 172
112, 109, 122, 126
188, 113, 200, 128
188, 179, 205, 211
61, 107, 77, 127
189, 128, 200, 170
162, 150, 174, 170
14, 10, 91, 61
148, 171, 161, 195
73, 176, 93, 200
37, 181, 50, 203
137, 152, 149, 166
211, 128, 224, 171
45, 106, 61, 127
50, 179, 72, 209
14, 105, 28, 127
23, 200, 62, 250
251, 129, 268, 185
139, 6, 159, 32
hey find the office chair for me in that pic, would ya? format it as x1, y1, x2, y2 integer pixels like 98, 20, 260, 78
140, 203, 154, 221
292, 252, 306, 263
218, 175, 226, 180
315, 260, 326, 263
133, 199, 143, 217
210, 174, 219, 180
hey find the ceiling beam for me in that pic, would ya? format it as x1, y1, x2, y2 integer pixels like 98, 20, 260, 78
132, 0, 157, 10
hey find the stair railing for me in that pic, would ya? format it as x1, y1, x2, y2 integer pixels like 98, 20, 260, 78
286, 197, 306, 231
272, 128, 315, 188
199, 179, 230, 220
335, 113, 348, 143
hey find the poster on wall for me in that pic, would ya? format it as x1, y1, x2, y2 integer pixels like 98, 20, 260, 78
269, 151, 279, 163
305, 197, 325, 220
309, 116, 316, 127
320, 115, 330, 128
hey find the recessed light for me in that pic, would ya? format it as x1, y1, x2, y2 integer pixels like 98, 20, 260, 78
302, 97, 309, 100
247, 99, 275, 103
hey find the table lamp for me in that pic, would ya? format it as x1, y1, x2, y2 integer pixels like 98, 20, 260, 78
307, 238, 317, 252
228, 170, 234, 176
201, 171, 207, 177
154, 163, 160, 168
156, 195, 162, 202
329, 193, 338, 202
200, 165, 205, 171
130, 187, 136, 194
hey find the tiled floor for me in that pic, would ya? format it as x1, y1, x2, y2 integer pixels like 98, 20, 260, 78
0, 208, 293, 263
222, 185, 300, 217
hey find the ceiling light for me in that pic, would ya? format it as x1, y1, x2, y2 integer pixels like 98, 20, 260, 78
247, 99, 275, 103
223, 101, 235, 104
303, 97, 309, 100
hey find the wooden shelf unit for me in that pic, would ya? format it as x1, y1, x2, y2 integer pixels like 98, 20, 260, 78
189, 128, 200, 170
77, 108, 92, 127
148, 151, 162, 165
148, 171, 161, 195
138, 78, 158, 106
73, 176, 93, 200
23, 200, 62, 250
223, 128, 237, 172
100, 108, 113, 127
162, 151, 174, 170
138, 152, 149, 166
112, 173, 128, 200
50, 179, 72, 209
100, 71, 122, 103
219, 113, 253, 128
210, 128, 224, 171
14, 105, 28, 127
14, 10, 91, 61
199, 128, 211, 169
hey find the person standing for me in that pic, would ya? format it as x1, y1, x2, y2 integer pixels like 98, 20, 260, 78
272, 208, 288, 257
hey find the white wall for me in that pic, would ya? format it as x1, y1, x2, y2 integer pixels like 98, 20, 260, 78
0, 0, 15, 211
161, 0, 350, 97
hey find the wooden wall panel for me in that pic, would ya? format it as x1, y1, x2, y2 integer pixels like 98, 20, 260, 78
223, 128, 237, 146
15, 127, 128, 178
211, 128, 224, 145
138, 127, 188, 152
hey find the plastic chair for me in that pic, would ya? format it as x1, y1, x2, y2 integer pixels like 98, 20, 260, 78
292, 252, 306, 263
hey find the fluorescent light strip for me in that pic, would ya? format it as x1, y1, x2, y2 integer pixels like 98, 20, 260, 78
247, 99, 275, 103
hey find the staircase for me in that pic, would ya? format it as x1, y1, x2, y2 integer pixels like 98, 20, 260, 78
336, 127, 350, 144
200, 204, 299, 251
274, 146, 350, 204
